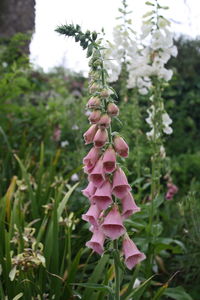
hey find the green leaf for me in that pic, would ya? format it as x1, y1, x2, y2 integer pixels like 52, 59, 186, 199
164, 286, 193, 300
9, 265, 17, 281
152, 284, 168, 300
57, 182, 79, 219
13, 293, 24, 300
87, 43, 94, 58
125, 275, 155, 300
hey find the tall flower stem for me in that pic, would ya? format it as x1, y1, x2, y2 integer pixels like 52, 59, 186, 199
147, 80, 162, 276
113, 239, 120, 300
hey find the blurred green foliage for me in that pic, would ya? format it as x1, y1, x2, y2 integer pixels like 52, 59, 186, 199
0, 34, 200, 299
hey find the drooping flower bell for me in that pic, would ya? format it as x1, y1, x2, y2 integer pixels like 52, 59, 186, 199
112, 168, 131, 198
122, 236, 146, 270
93, 128, 108, 148
101, 205, 125, 240
121, 192, 140, 219
102, 146, 116, 173
92, 179, 113, 210
83, 125, 97, 144
113, 135, 129, 158
86, 228, 105, 255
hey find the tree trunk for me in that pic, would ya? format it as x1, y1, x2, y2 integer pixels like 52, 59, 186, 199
0, 0, 35, 53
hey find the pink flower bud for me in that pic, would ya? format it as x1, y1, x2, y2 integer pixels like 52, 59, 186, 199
107, 103, 119, 117
100, 89, 110, 98
86, 228, 105, 255
83, 125, 97, 144
121, 192, 140, 219
91, 180, 113, 210
89, 159, 105, 188
87, 97, 101, 109
82, 204, 101, 227
89, 83, 100, 94
112, 168, 131, 199
122, 237, 146, 270
101, 206, 125, 240
102, 147, 116, 173
89, 110, 101, 124
93, 129, 108, 148
98, 114, 111, 129
113, 136, 129, 158
82, 181, 97, 199
83, 147, 100, 169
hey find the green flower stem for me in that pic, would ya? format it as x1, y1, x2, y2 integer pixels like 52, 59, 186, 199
147, 80, 162, 276
113, 239, 120, 300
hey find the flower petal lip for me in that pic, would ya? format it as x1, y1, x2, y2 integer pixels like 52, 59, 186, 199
101, 206, 125, 240
93, 129, 108, 148
83, 147, 100, 169
91, 180, 113, 210
83, 125, 97, 144
102, 147, 116, 173
89, 159, 105, 188
112, 168, 131, 199
121, 192, 140, 219
86, 228, 105, 255
113, 136, 129, 158
122, 237, 146, 270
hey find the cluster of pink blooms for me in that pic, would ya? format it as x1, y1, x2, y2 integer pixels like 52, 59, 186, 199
81, 92, 146, 270
165, 181, 178, 200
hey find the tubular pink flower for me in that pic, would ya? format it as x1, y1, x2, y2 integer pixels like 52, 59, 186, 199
82, 181, 97, 199
98, 114, 111, 129
89, 110, 101, 124
101, 206, 125, 240
107, 102, 119, 117
89, 159, 105, 187
93, 128, 108, 148
83, 125, 97, 144
86, 228, 105, 255
121, 192, 140, 219
92, 180, 113, 210
122, 237, 146, 270
114, 136, 129, 158
102, 146, 116, 173
82, 204, 101, 227
112, 168, 131, 199
83, 165, 94, 174
87, 96, 101, 109
83, 147, 100, 169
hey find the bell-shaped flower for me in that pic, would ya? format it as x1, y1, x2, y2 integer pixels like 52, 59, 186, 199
93, 129, 108, 148
122, 236, 146, 270
89, 110, 101, 124
82, 204, 101, 227
113, 136, 129, 158
121, 192, 140, 219
81, 181, 97, 199
102, 146, 116, 173
86, 228, 105, 255
112, 168, 131, 199
89, 159, 105, 188
98, 114, 111, 129
107, 102, 119, 117
83, 147, 100, 169
83, 125, 97, 144
101, 206, 125, 240
92, 180, 113, 210
87, 96, 101, 109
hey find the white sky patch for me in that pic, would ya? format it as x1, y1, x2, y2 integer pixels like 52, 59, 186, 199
30, 0, 200, 73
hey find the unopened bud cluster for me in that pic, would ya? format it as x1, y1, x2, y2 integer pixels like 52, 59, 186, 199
82, 48, 145, 269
